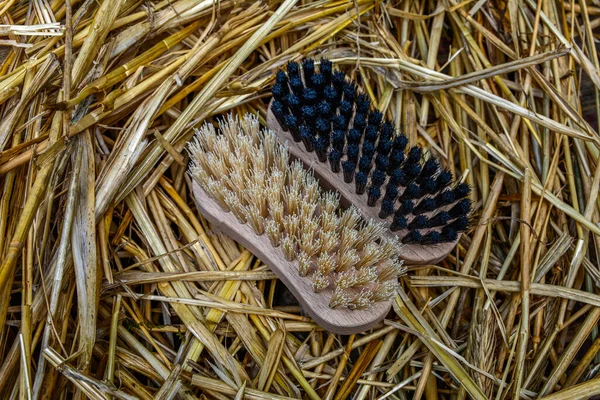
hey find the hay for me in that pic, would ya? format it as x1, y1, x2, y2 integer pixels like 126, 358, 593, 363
0, 0, 599, 399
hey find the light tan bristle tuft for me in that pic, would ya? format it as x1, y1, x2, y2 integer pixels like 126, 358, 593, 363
188, 114, 403, 311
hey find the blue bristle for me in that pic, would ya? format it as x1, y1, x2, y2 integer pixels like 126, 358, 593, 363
289, 77, 304, 95
285, 93, 301, 112
441, 227, 458, 241
317, 101, 332, 117
389, 148, 406, 167
435, 189, 456, 207
353, 113, 367, 132
421, 231, 442, 245
375, 154, 389, 172
324, 86, 338, 105
332, 115, 347, 130
343, 82, 356, 103
448, 199, 471, 218
454, 183, 470, 199
397, 199, 415, 215
276, 70, 288, 85
300, 125, 314, 151
332, 130, 345, 151
379, 199, 395, 219
429, 211, 450, 227
393, 134, 408, 151
311, 73, 326, 92
404, 162, 422, 179
390, 214, 408, 231
365, 125, 379, 142
316, 118, 330, 136
271, 83, 287, 100
284, 115, 299, 141
301, 105, 316, 122
407, 146, 422, 163
389, 169, 407, 186
302, 59, 315, 81
347, 129, 362, 144
287, 61, 300, 77
328, 149, 342, 173
320, 59, 332, 80
402, 230, 422, 244
421, 158, 439, 178
315, 136, 329, 162
339, 100, 353, 117
413, 197, 436, 214
437, 170, 453, 188
377, 138, 393, 155
347, 144, 360, 163
382, 122, 396, 140
303, 87, 318, 104
401, 183, 421, 199
358, 155, 372, 174
447, 216, 469, 232
332, 71, 346, 90
362, 141, 376, 158
342, 161, 356, 183
420, 177, 438, 194
356, 94, 371, 114
270, 100, 288, 131
371, 170, 387, 187
368, 111, 383, 127
384, 185, 399, 201
367, 186, 381, 206
355, 171, 368, 194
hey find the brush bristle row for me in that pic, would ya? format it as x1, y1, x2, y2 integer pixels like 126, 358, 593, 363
189, 114, 405, 310
270, 59, 472, 245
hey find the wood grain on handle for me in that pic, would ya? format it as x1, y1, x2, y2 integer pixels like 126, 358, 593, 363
266, 103, 460, 265
192, 182, 391, 335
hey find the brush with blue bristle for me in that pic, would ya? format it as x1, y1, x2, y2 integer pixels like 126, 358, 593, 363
267, 58, 471, 264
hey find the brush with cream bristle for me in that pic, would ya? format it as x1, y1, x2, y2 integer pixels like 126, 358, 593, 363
188, 113, 405, 334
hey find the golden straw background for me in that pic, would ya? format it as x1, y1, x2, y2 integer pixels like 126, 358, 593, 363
0, 0, 600, 399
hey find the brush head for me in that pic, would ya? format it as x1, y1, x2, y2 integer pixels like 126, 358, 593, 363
188, 114, 405, 332
267, 59, 471, 264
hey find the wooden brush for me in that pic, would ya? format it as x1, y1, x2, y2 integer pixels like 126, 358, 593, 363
188, 114, 405, 334
267, 59, 471, 265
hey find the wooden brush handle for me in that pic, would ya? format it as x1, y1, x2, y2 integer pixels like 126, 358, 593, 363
267, 104, 460, 265
192, 182, 391, 335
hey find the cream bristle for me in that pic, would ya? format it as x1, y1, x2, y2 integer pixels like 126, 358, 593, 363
280, 236, 297, 261
188, 114, 403, 311
265, 219, 281, 247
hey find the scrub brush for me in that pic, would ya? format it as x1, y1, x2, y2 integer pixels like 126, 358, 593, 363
267, 59, 471, 265
187, 114, 405, 334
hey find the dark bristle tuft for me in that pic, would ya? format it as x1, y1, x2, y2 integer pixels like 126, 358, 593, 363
389, 149, 406, 170
383, 185, 399, 202
437, 170, 453, 188
435, 189, 455, 207
339, 100, 353, 118
342, 161, 356, 183
377, 137, 393, 155
271, 83, 287, 100
413, 197, 436, 214
353, 113, 367, 132
403, 162, 421, 180
356, 94, 371, 114
382, 122, 395, 140
316, 118, 330, 136
289, 77, 304, 95
367, 186, 382, 206
371, 170, 387, 187
400, 183, 421, 200
454, 183, 470, 199
348, 129, 362, 144
402, 230, 422, 244
448, 199, 472, 219
347, 144, 360, 164
310, 73, 326, 92
302, 87, 318, 105
379, 199, 395, 219
332, 71, 346, 90
270, 100, 288, 131
420, 177, 438, 194
446, 216, 469, 232
302, 59, 315, 81
355, 172, 368, 194
285, 93, 301, 113
300, 125, 314, 151
365, 125, 379, 142
332, 130, 345, 151
421, 231, 442, 245
328, 149, 342, 173
420, 158, 439, 178
429, 211, 450, 227
320, 59, 332, 80
390, 214, 407, 231
389, 169, 407, 186
343, 82, 357, 103
362, 142, 376, 158
287, 61, 300, 77
314, 136, 329, 162
317, 101, 332, 117
368, 111, 383, 127
301, 105, 316, 122
408, 215, 430, 230
324, 86, 339, 106
441, 227, 458, 241
396, 199, 414, 215
407, 146, 422, 163
393, 134, 408, 151
284, 115, 300, 141
332, 115, 348, 131
375, 154, 389, 172
276, 70, 288, 85
358, 155, 373, 174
